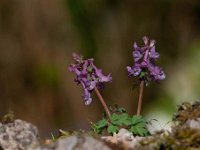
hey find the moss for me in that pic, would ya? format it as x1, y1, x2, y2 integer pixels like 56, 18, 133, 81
135, 101, 200, 150
2, 110, 15, 124
173, 102, 200, 125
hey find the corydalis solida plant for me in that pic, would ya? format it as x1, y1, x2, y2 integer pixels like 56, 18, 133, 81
69, 53, 112, 116
127, 36, 165, 115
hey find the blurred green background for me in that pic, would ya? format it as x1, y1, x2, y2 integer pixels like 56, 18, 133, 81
0, 0, 200, 137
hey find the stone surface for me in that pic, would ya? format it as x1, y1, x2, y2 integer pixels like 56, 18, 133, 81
102, 128, 143, 149
134, 102, 200, 150
30, 135, 111, 150
184, 118, 200, 129
0, 119, 39, 150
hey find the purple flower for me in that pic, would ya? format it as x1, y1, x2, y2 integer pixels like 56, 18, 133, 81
149, 46, 159, 59
127, 36, 165, 83
148, 65, 166, 81
127, 64, 141, 76
69, 53, 112, 105
133, 50, 142, 62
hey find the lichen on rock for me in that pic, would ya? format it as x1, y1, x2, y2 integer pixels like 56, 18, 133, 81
134, 101, 200, 150
173, 102, 200, 125
29, 135, 112, 150
2, 101, 200, 150
0, 119, 39, 150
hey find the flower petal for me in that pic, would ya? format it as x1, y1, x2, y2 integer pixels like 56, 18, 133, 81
133, 50, 142, 62
149, 46, 159, 59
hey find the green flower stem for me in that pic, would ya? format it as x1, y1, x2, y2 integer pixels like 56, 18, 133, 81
94, 87, 111, 117
137, 80, 144, 116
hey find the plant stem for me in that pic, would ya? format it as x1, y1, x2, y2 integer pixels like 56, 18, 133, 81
137, 80, 144, 116
94, 87, 111, 117
136, 48, 148, 116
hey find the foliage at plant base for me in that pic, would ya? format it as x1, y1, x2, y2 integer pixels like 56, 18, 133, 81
44, 102, 200, 150
92, 106, 150, 136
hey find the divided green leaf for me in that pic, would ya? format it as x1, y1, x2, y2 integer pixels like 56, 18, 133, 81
96, 119, 107, 128
91, 109, 150, 137
129, 125, 149, 136
110, 113, 122, 126
131, 116, 144, 125
118, 113, 131, 126
107, 124, 119, 134
92, 119, 108, 134
129, 115, 149, 136
110, 113, 131, 126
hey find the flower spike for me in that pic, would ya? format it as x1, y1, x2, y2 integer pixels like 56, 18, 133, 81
127, 36, 165, 115
69, 53, 112, 116
127, 36, 165, 83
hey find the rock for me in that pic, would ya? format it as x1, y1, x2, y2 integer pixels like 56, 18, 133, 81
30, 135, 111, 150
184, 118, 200, 129
134, 101, 200, 150
116, 128, 134, 141
173, 102, 200, 125
102, 128, 143, 149
0, 119, 39, 150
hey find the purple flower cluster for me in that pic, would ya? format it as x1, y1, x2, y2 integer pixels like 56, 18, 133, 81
127, 36, 165, 83
69, 53, 112, 105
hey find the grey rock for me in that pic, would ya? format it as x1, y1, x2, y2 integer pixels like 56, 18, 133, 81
30, 135, 111, 150
56, 136, 78, 150
102, 128, 144, 149
116, 128, 134, 141
0, 119, 39, 150
184, 118, 200, 129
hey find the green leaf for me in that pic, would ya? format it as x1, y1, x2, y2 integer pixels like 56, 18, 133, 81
129, 116, 149, 136
92, 123, 103, 134
131, 115, 144, 125
110, 113, 133, 126
118, 113, 131, 126
137, 127, 149, 136
95, 127, 102, 134
111, 120, 122, 126
129, 126, 137, 134
123, 118, 132, 126
118, 113, 129, 120
129, 124, 149, 136
96, 119, 107, 128
107, 124, 119, 134
135, 122, 146, 128
110, 113, 121, 125
110, 113, 119, 121
117, 107, 126, 113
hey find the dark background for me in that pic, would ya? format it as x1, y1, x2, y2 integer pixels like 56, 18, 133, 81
0, 0, 200, 137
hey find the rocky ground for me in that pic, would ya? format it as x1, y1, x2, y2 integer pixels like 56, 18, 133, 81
1, 102, 200, 150
0, 119, 39, 150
